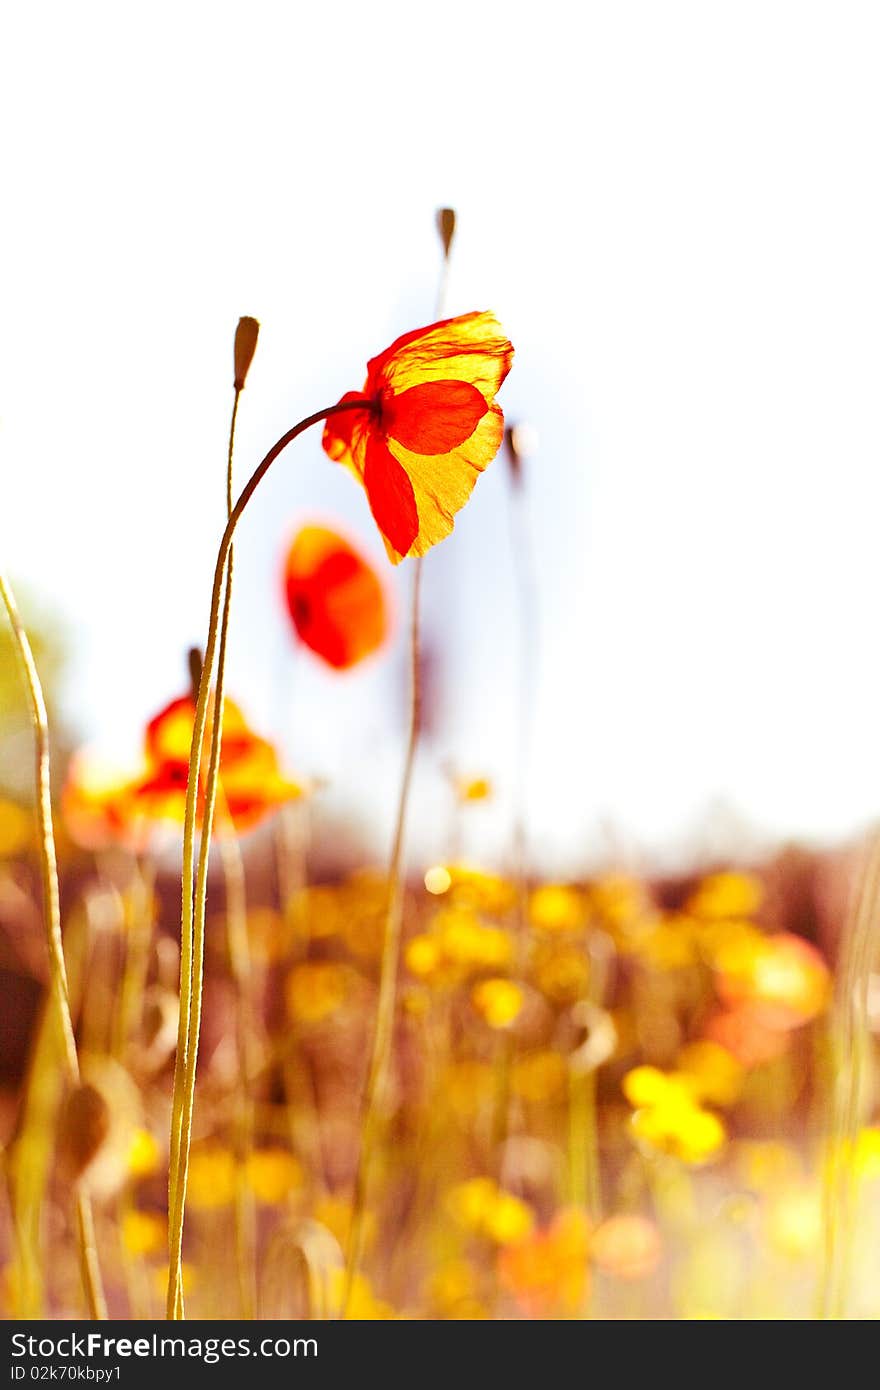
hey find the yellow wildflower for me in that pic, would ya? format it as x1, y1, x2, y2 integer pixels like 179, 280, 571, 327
529, 884, 586, 933
127, 1127, 161, 1180
245, 1148, 303, 1205
187, 1144, 237, 1210
285, 960, 349, 1023
0, 799, 31, 857
686, 871, 764, 920
121, 1209, 166, 1258
471, 978, 523, 1028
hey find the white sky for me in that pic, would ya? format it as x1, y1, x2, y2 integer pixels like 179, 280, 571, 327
2, 2, 880, 871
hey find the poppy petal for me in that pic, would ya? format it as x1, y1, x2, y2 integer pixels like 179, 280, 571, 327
284, 525, 388, 670
385, 402, 505, 558
381, 379, 488, 455
322, 392, 370, 471
363, 432, 419, 559
367, 311, 513, 403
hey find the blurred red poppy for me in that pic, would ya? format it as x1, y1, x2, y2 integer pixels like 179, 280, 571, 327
322, 311, 514, 562
64, 694, 299, 845
134, 694, 299, 833
283, 525, 388, 670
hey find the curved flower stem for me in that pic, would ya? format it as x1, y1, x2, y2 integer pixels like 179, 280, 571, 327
166, 396, 371, 1320
0, 572, 107, 1320
341, 557, 423, 1316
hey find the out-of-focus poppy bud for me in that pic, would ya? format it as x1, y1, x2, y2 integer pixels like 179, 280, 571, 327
504, 422, 538, 488
436, 207, 456, 258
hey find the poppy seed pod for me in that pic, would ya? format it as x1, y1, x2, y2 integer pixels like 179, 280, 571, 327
436, 207, 456, 258
504, 422, 538, 488
59, 1083, 111, 1182
233, 316, 260, 391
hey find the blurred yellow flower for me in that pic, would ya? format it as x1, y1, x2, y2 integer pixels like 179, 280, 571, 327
855, 1127, 880, 1180
624, 1066, 726, 1165
631, 1101, 726, 1166
623, 1066, 690, 1109
0, 798, 31, 857
428, 1259, 478, 1312
589, 875, 654, 946
641, 914, 699, 969
327, 1269, 394, 1320
529, 884, 586, 933
245, 1148, 303, 1205
187, 1144, 237, 1210
285, 961, 349, 1023
471, 978, 523, 1028
446, 1178, 534, 1245
126, 1127, 161, 1180
440, 911, 511, 971
686, 871, 764, 920
533, 942, 590, 1004
122, 1209, 166, 1258
453, 775, 493, 803
404, 933, 442, 979
442, 865, 515, 916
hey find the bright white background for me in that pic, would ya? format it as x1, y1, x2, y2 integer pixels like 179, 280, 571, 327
2, 2, 880, 870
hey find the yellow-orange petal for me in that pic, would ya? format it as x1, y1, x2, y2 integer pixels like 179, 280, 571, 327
384, 402, 506, 561
367, 311, 513, 403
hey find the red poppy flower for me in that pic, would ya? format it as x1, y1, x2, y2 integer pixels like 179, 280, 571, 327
133, 694, 299, 833
62, 754, 149, 853
322, 311, 514, 562
284, 524, 389, 670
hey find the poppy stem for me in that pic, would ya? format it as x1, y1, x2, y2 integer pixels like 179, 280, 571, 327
166, 396, 372, 1320
341, 557, 423, 1316
218, 383, 258, 1320
818, 828, 880, 1318
0, 571, 108, 1320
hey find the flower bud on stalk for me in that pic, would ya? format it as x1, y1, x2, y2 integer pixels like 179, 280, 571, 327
233, 316, 260, 391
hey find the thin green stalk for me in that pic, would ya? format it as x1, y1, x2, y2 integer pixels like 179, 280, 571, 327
0, 571, 107, 1319
341, 558, 422, 1316
219, 815, 258, 1319
172, 385, 246, 1316
166, 396, 371, 1320
493, 445, 539, 1177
